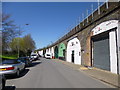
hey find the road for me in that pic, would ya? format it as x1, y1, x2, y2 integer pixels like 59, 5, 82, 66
5, 58, 114, 89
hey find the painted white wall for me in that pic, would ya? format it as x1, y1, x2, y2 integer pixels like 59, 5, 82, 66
48, 48, 50, 53
38, 50, 43, 57
45, 48, 52, 58
51, 47, 54, 58
93, 20, 118, 35
46, 49, 49, 54
67, 37, 81, 65
117, 21, 120, 74
45, 49, 47, 56
109, 31, 118, 74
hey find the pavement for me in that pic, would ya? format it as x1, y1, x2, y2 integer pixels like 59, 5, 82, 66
5, 58, 114, 89
53, 59, 120, 88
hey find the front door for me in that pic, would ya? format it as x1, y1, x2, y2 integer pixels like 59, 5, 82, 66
63, 49, 65, 60
72, 50, 74, 63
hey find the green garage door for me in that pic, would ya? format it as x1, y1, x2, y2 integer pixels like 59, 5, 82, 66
93, 32, 110, 71
58, 43, 66, 60
54, 46, 58, 58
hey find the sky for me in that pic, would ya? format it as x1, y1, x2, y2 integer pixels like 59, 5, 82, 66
2, 2, 104, 49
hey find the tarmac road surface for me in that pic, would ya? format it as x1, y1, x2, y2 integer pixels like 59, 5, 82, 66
5, 58, 114, 88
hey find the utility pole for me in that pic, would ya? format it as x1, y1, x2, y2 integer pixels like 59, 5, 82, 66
18, 26, 20, 58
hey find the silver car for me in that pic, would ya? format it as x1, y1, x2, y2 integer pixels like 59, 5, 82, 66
0, 59, 25, 77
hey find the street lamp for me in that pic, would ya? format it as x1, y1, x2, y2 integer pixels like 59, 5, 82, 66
17, 24, 29, 58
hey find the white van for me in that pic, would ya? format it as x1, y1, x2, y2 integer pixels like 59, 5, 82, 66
30, 53, 38, 61
45, 53, 51, 59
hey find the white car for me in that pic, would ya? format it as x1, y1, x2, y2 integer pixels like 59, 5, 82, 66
45, 54, 51, 59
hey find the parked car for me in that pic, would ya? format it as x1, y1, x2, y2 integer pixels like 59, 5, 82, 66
0, 74, 6, 90
30, 54, 39, 61
45, 53, 51, 59
0, 59, 25, 77
18, 57, 32, 67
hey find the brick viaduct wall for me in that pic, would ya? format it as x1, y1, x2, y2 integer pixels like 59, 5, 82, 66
44, 2, 120, 66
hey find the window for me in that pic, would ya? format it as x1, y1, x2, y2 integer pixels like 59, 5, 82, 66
71, 42, 74, 46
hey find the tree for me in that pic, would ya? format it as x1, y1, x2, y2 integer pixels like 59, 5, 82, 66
2, 14, 21, 53
23, 34, 36, 56
10, 34, 36, 56
10, 37, 22, 51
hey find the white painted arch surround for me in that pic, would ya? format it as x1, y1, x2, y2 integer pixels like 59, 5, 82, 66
38, 50, 43, 57
92, 20, 118, 74
67, 37, 81, 65
51, 47, 54, 58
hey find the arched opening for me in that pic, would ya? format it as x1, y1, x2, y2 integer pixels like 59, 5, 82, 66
92, 20, 118, 74
43, 49, 46, 57
58, 43, 66, 60
54, 46, 58, 58
67, 37, 81, 65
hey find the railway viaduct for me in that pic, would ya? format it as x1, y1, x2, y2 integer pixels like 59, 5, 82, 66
39, 2, 120, 74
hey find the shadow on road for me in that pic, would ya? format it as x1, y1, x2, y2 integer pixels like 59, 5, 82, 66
5, 69, 29, 80
4, 86, 16, 90
28, 61, 42, 67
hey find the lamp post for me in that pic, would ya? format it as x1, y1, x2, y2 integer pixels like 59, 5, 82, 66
17, 24, 29, 58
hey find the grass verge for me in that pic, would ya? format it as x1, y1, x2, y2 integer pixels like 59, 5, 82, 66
0, 54, 18, 59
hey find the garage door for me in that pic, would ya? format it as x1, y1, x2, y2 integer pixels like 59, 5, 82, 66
93, 32, 110, 71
